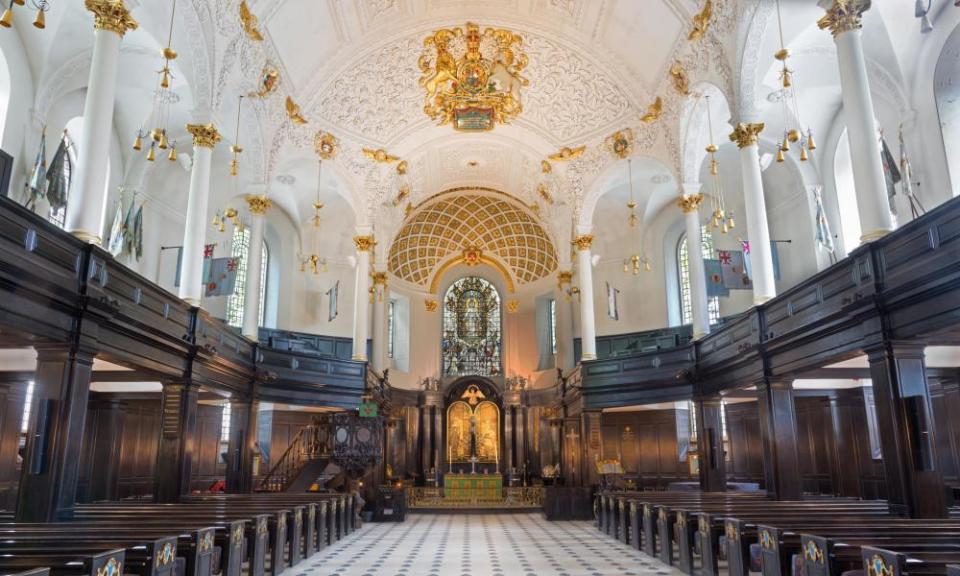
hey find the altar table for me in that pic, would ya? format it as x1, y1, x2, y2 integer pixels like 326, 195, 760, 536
444, 474, 502, 500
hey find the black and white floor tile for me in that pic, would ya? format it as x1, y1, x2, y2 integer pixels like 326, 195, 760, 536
291, 513, 683, 576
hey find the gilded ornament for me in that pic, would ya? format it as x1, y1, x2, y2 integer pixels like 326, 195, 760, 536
541, 160, 552, 174
419, 22, 529, 131
354, 235, 376, 252
239, 1, 263, 41
462, 246, 483, 266
688, 0, 713, 41
314, 131, 338, 159
286, 96, 307, 125
362, 148, 400, 164
186, 123, 221, 149
557, 270, 573, 287
803, 540, 824, 564
866, 555, 892, 576
729, 122, 765, 148
425, 298, 439, 312
670, 61, 691, 96
817, 0, 871, 38
245, 194, 272, 215
571, 234, 594, 251
605, 129, 634, 159
249, 65, 280, 99
85, 0, 138, 36
506, 299, 520, 313
371, 271, 388, 286
548, 145, 586, 162
96, 556, 122, 576
397, 160, 408, 175
640, 97, 663, 123
537, 183, 554, 205
677, 193, 704, 213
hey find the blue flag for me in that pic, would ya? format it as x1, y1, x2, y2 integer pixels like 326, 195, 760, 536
704, 259, 730, 298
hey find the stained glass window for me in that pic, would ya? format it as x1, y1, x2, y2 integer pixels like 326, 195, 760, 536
678, 229, 720, 326
442, 277, 501, 377
226, 226, 268, 328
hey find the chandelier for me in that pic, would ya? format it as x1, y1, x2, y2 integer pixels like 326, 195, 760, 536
1, 0, 50, 29
133, 0, 179, 163
418, 22, 528, 132
772, 0, 815, 164
621, 159, 651, 275
703, 95, 734, 233
300, 133, 338, 274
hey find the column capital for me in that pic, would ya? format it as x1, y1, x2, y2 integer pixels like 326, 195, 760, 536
729, 122, 764, 148
354, 235, 376, 252
85, 0, 138, 36
817, 0, 870, 38
186, 123, 221, 149
677, 193, 704, 214
245, 194, 272, 215
557, 270, 573, 287
571, 234, 594, 251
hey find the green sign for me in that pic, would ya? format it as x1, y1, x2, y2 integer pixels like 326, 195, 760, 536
359, 402, 378, 418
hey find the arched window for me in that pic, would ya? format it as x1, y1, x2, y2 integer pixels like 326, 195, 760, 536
226, 226, 268, 328
442, 277, 501, 377
678, 229, 720, 326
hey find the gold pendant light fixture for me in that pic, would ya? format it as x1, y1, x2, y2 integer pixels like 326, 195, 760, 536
773, 0, 815, 164
704, 95, 734, 234
300, 159, 327, 275
1, 0, 51, 30
621, 159, 651, 275
134, 0, 179, 163
229, 95, 244, 176
212, 96, 247, 236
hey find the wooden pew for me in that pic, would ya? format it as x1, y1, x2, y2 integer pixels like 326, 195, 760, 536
0, 549, 125, 576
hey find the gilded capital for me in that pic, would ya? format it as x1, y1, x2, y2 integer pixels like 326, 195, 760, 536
557, 270, 573, 287
85, 0, 138, 36
245, 194, 272, 215
817, 0, 871, 37
371, 271, 388, 286
571, 234, 594, 252
187, 124, 222, 149
729, 122, 764, 149
677, 193, 704, 213
354, 235, 376, 252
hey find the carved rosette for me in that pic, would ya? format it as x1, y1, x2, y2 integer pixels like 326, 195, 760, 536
353, 235, 376, 252
817, 0, 871, 38
85, 0, 138, 36
245, 194, 272, 215
677, 193, 704, 213
729, 122, 764, 149
187, 124, 222, 149
571, 234, 594, 251
315, 131, 339, 160
557, 270, 573, 287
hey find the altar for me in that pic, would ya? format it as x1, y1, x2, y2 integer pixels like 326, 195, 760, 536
444, 474, 502, 500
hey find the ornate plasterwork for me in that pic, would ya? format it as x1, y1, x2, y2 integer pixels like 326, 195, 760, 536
388, 190, 558, 287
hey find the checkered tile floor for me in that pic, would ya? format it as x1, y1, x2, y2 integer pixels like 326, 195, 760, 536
290, 513, 683, 576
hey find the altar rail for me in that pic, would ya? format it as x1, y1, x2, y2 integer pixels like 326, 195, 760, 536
0, 195, 367, 407
406, 486, 545, 509
577, 194, 960, 408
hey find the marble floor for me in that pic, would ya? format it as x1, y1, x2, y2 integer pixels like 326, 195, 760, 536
291, 513, 684, 576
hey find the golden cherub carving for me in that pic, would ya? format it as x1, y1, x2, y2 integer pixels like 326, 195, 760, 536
362, 148, 401, 164
688, 0, 713, 41
285, 96, 307, 125
640, 97, 663, 123
670, 62, 691, 96
548, 145, 586, 162
239, 1, 264, 42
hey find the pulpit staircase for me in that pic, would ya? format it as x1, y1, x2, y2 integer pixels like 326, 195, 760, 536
257, 424, 330, 492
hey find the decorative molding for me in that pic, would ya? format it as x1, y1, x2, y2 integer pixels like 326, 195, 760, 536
85, 0, 138, 36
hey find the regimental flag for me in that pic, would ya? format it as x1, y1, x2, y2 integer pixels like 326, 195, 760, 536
201, 243, 217, 284
606, 282, 620, 321
107, 199, 126, 257
204, 257, 240, 297
133, 203, 144, 261
718, 249, 752, 290
880, 133, 901, 215
24, 129, 47, 210
122, 198, 136, 257
813, 185, 835, 253
45, 135, 71, 213
704, 259, 730, 298
741, 240, 782, 282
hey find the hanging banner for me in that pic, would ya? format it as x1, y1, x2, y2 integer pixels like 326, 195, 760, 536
718, 250, 752, 290
204, 257, 240, 297
704, 259, 730, 298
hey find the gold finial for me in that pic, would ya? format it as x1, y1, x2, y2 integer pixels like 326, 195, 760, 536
572, 234, 594, 251
729, 122, 765, 148
186, 124, 221, 149
605, 129, 635, 159
245, 194, 272, 215
557, 270, 573, 287
640, 97, 663, 123
677, 193, 704, 213
85, 0, 138, 36
314, 131, 338, 159
548, 145, 587, 162
817, 0, 871, 38
362, 148, 401, 164
353, 235, 376, 252
688, 0, 713, 41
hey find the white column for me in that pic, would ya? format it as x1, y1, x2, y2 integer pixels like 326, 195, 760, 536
352, 235, 374, 361
819, 1, 894, 243
177, 124, 221, 306
371, 268, 389, 372
64, 2, 138, 244
680, 185, 710, 339
573, 234, 597, 361
555, 270, 575, 372
241, 195, 270, 340
730, 123, 777, 304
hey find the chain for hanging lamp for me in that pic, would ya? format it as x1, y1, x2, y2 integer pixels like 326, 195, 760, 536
704, 95, 734, 234
621, 158, 651, 275
230, 95, 244, 176
301, 159, 326, 274
773, 0, 815, 164
134, 0, 179, 163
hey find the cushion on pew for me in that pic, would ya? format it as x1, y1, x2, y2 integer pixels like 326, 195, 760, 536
792, 553, 806, 576
750, 543, 762, 573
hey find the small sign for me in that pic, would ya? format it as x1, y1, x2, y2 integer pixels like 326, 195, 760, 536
454, 107, 495, 131
359, 402, 378, 418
